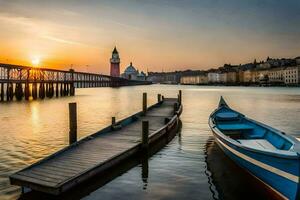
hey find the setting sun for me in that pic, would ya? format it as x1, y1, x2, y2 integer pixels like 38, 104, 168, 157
31, 58, 40, 66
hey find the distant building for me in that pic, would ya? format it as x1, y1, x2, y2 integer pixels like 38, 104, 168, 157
257, 62, 271, 69
136, 71, 146, 81
110, 47, 120, 77
219, 72, 227, 83
180, 73, 208, 85
226, 71, 237, 84
121, 62, 145, 80
268, 67, 284, 83
122, 62, 138, 80
283, 66, 300, 85
243, 70, 253, 83
208, 71, 220, 83
147, 72, 181, 84
295, 57, 300, 65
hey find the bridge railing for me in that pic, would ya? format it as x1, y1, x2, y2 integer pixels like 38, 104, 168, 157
0, 63, 151, 101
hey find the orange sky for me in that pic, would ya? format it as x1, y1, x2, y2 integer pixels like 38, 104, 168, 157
0, 0, 299, 75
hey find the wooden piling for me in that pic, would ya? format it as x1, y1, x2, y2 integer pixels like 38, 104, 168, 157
157, 94, 161, 103
0, 83, 4, 101
69, 102, 77, 145
142, 121, 149, 151
174, 102, 178, 115
179, 90, 182, 105
39, 83, 45, 99
25, 83, 30, 100
55, 83, 59, 97
112, 117, 116, 126
143, 92, 147, 115
60, 83, 63, 96
32, 83, 37, 100
8, 83, 13, 101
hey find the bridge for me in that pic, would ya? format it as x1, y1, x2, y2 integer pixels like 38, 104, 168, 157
0, 63, 151, 101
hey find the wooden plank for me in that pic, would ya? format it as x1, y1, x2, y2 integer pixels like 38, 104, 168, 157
37, 165, 80, 176
28, 167, 76, 178
11, 174, 58, 187
19, 171, 66, 183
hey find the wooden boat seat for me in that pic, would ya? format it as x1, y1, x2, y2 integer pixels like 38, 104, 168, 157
216, 112, 239, 121
218, 124, 253, 130
238, 139, 277, 150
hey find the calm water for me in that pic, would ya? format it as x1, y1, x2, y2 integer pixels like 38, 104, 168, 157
0, 85, 300, 200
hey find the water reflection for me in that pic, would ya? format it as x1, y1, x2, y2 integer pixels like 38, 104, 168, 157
1, 85, 300, 200
204, 137, 218, 200
141, 155, 149, 190
205, 137, 273, 200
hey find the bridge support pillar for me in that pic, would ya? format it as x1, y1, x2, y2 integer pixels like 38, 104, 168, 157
7, 83, 13, 101
39, 83, 45, 99
25, 83, 30, 100
60, 83, 63, 96
56, 83, 59, 97
0, 83, 4, 101
70, 83, 75, 96
32, 83, 37, 100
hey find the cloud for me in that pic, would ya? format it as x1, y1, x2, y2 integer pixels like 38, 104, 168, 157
41, 35, 82, 45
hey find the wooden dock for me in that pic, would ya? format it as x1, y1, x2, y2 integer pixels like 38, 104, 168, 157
10, 93, 182, 195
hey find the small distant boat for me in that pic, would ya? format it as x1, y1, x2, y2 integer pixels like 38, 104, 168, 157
209, 97, 300, 200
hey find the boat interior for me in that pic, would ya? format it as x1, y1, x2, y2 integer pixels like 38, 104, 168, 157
213, 107, 293, 151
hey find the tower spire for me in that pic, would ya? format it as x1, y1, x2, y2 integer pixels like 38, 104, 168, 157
113, 46, 118, 54
110, 47, 120, 77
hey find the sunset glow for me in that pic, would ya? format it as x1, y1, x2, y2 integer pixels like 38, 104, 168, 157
0, 0, 299, 74
31, 58, 40, 66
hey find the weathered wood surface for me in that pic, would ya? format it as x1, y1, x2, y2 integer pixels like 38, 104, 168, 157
10, 98, 181, 195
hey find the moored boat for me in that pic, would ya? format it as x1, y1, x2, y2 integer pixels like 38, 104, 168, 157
209, 96, 300, 200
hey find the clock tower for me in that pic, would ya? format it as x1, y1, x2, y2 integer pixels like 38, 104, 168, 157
110, 47, 120, 77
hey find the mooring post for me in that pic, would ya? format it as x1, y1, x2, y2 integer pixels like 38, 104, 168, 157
143, 92, 147, 115
179, 90, 182, 105
157, 94, 161, 103
162, 95, 164, 101
142, 121, 149, 151
174, 102, 178, 115
112, 117, 116, 126
69, 102, 77, 145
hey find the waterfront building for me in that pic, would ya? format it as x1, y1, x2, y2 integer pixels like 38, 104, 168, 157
136, 71, 146, 81
296, 57, 300, 65
243, 69, 254, 83
180, 74, 208, 85
255, 69, 269, 83
219, 72, 227, 83
208, 71, 220, 83
110, 47, 120, 77
268, 67, 284, 83
283, 66, 300, 85
226, 71, 238, 84
238, 71, 244, 83
147, 72, 181, 84
121, 62, 139, 80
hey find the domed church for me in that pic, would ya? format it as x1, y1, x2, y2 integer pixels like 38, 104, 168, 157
121, 62, 146, 81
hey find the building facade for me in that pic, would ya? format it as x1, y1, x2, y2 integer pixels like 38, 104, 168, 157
243, 70, 253, 83
226, 71, 237, 84
147, 72, 180, 84
110, 47, 120, 77
283, 66, 300, 85
180, 74, 208, 85
208, 72, 220, 83
268, 67, 284, 83
121, 62, 146, 81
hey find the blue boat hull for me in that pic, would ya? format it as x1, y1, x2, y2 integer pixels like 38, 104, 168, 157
212, 131, 300, 200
